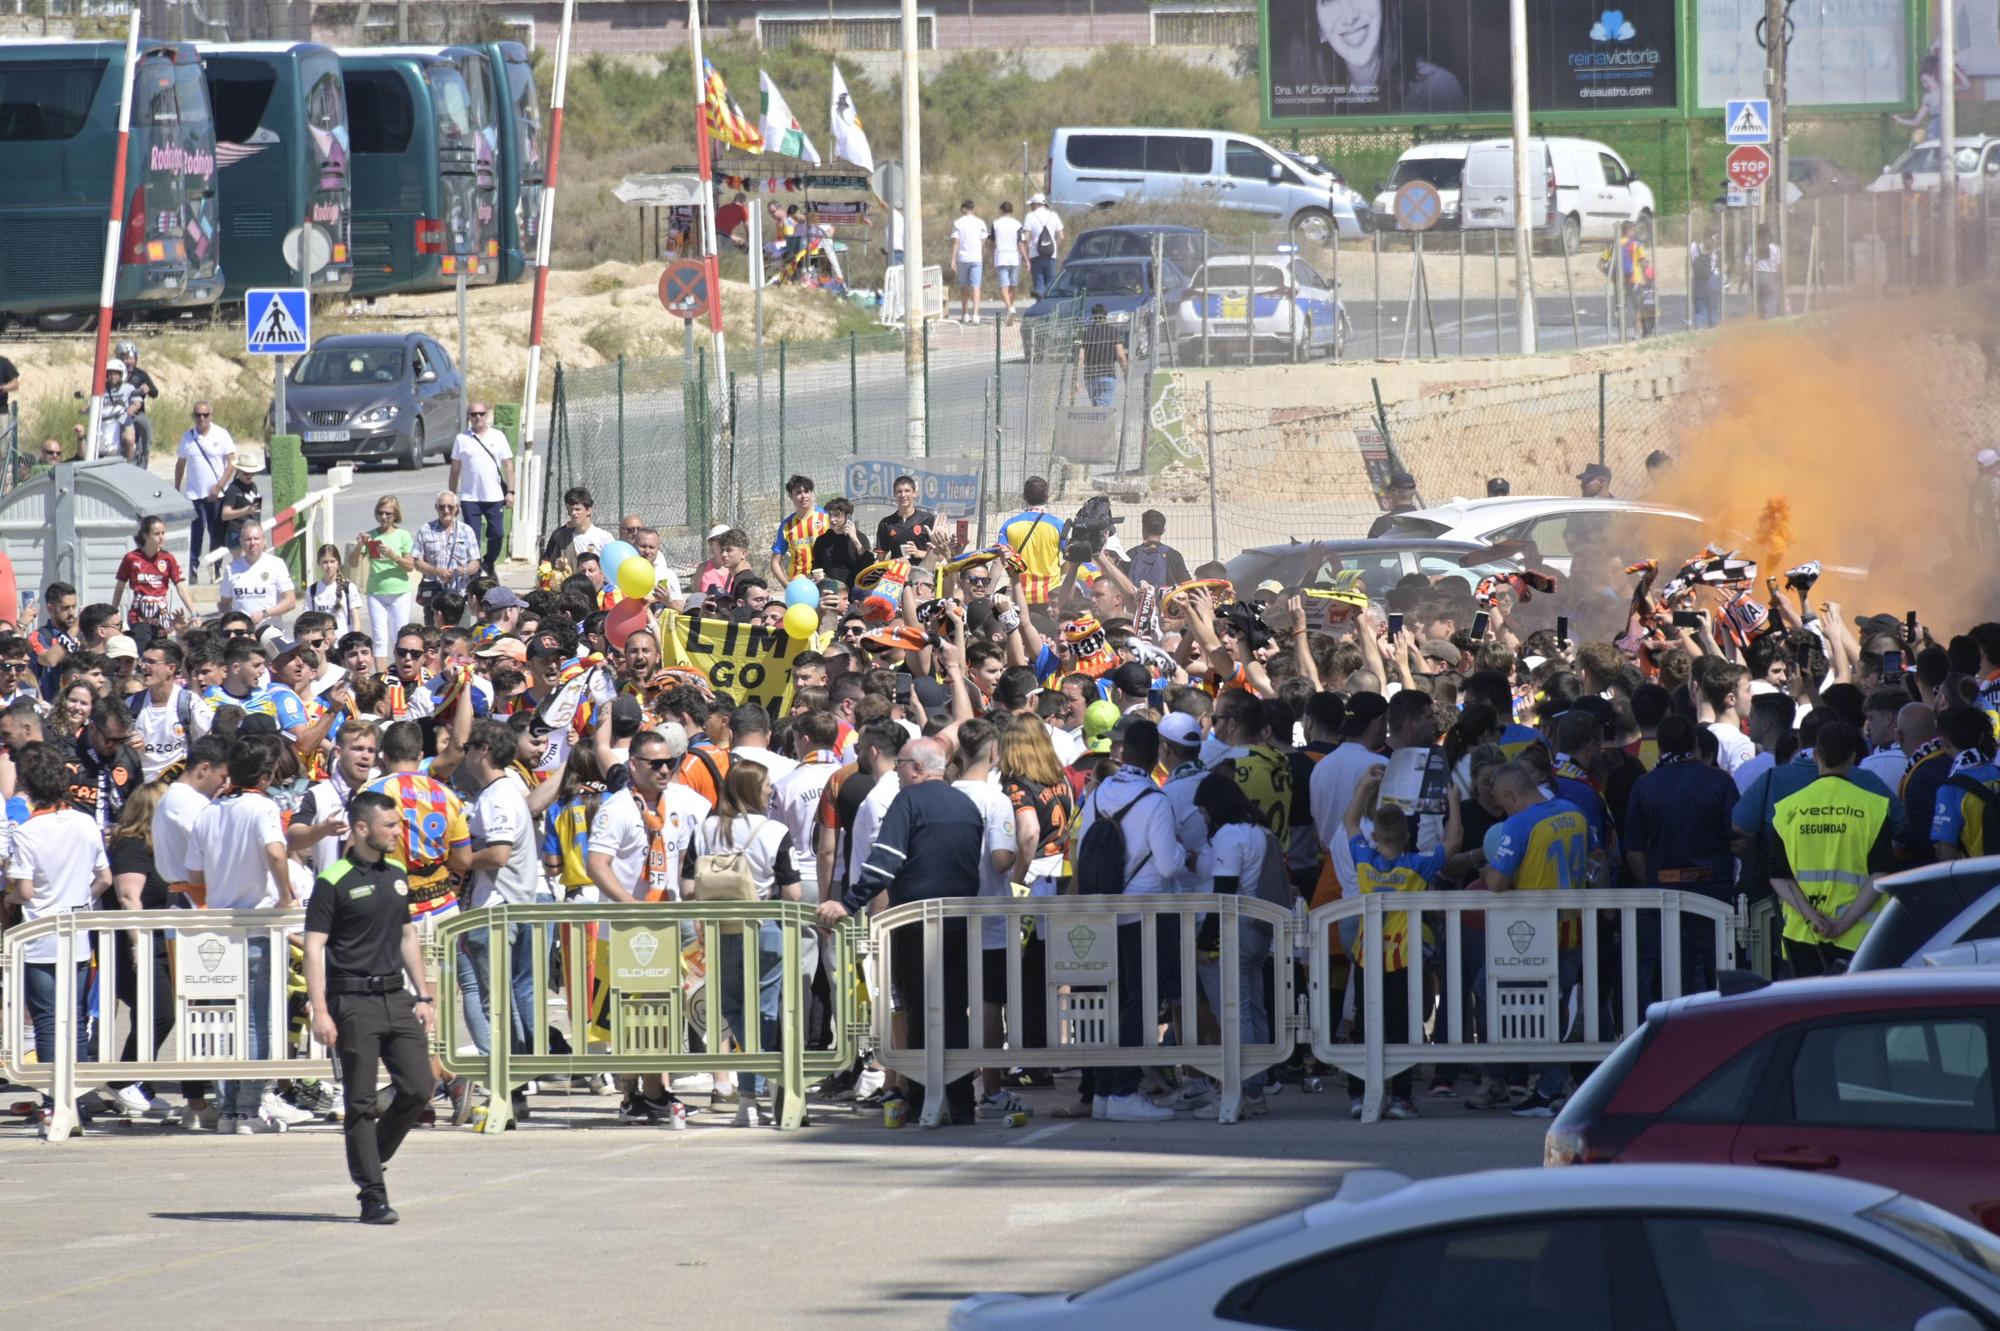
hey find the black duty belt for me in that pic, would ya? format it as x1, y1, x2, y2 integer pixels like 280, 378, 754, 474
328, 973, 406, 994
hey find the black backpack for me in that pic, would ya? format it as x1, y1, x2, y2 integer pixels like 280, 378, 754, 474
1034, 223, 1057, 260
1943, 773, 2000, 856
1075, 787, 1160, 895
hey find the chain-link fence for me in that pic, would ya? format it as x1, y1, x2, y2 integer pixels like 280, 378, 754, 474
544, 302, 1171, 554
541, 182, 2000, 565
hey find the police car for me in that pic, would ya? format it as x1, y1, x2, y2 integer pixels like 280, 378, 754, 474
1173, 249, 1347, 362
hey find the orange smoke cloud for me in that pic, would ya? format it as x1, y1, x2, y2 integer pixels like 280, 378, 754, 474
1752, 495, 1793, 575
1647, 305, 1989, 629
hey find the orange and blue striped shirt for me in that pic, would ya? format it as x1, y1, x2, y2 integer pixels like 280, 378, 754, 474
361, 770, 470, 918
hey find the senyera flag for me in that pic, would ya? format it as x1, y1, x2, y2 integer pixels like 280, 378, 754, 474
702, 59, 763, 154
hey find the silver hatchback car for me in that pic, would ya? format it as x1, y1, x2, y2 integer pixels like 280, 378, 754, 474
275, 331, 465, 471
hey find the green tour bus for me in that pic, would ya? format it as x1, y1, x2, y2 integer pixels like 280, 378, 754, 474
200, 41, 354, 302
364, 44, 505, 286
0, 38, 223, 329
336, 49, 481, 297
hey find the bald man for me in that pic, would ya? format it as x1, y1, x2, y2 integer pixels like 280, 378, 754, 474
1895, 703, 1948, 867
821, 737, 985, 1125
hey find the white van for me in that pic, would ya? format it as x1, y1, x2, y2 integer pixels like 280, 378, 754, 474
1457, 137, 1656, 251
1047, 127, 1371, 243
1367, 142, 1472, 231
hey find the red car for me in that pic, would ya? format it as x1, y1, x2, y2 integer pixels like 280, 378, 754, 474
1546, 970, 2000, 1233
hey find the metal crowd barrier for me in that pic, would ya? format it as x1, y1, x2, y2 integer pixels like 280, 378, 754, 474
1, 908, 306, 1143
436, 901, 865, 1133
868, 895, 1297, 1125
1307, 888, 1745, 1123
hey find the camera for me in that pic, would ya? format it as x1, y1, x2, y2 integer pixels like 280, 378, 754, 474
1063, 495, 1122, 565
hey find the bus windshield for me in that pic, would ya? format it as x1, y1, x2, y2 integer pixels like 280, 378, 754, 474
0, 59, 108, 141
506, 55, 543, 251
135, 54, 189, 257
171, 58, 218, 268
428, 67, 474, 145
304, 64, 349, 264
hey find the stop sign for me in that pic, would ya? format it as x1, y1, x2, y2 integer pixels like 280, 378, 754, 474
1726, 144, 1773, 192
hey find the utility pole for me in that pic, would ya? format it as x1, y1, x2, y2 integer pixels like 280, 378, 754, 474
900, 0, 926, 456
1942, 0, 1960, 288
1764, 0, 1788, 311
1508, 0, 1535, 353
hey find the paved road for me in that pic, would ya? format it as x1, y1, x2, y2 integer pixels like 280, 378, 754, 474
0, 1080, 1547, 1323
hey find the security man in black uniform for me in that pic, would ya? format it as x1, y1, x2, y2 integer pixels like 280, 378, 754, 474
304, 790, 437, 1225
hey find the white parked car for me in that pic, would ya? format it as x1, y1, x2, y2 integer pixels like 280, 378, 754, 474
1372, 496, 1709, 575
1368, 141, 1471, 230
1174, 252, 1348, 362
950, 1166, 2000, 1329
1868, 136, 2000, 195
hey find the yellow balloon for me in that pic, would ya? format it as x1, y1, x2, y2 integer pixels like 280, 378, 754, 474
783, 602, 818, 639
616, 555, 657, 600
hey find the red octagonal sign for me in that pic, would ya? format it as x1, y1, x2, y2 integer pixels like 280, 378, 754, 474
1726, 144, 1772, 193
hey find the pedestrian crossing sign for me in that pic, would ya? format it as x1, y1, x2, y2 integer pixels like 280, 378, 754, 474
1725, 98, 1772, 145
245, 288, 310, 356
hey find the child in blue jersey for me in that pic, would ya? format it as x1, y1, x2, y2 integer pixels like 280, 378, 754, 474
1342, 770, 1456, 1119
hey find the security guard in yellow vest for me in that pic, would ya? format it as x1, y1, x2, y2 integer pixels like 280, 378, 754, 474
1770, 722, 1892, 978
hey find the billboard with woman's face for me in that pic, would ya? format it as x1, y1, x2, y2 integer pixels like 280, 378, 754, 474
1264, 0, 1679, 124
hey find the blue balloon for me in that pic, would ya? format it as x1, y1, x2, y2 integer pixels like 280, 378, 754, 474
600, 540, 639, 573
786, 575, 820, 608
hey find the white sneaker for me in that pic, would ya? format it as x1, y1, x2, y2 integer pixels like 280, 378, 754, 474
1194, 1094, 1269, 1121
260, 1091, 316, 1126
1105, 1093, 1177, 1123
853, 1067, 886, 1099
1091, 1094, 1108, 1120
732, 1101, 762, 1128
976, 1090, 1029, 1120
1384, 1098, 1418, 1121
1160, 1080, 1214, 1110
223, 1113, 286, 1135
111, 1085, 152, 1115
181, 1102, 219, 1132
1349, 1100, 1364, 1120
670, 1072, 715, 1094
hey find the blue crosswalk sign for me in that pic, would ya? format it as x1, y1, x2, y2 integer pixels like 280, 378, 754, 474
245, 288, 310, 355
1725, 99, 1771, 145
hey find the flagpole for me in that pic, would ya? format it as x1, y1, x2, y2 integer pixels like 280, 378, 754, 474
87, 9, 142, 463
688, 0, 730, 522
897, 4, 925, 458
520, 0, 575, 554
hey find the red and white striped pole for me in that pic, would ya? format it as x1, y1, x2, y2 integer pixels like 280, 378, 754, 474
516, 0, 574, 555
85, 9, 142, 462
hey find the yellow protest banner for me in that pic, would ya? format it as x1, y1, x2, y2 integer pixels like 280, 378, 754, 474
655, 609, 798, 713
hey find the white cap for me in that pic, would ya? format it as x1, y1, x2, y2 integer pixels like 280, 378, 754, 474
1979, 448, 2000, 468
1028, 192, 1046, 205
707, 524, 731, 541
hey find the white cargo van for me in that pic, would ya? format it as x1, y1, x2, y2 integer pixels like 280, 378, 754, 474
1368, 142, 1472, 231
1047, 127, 1371, 242
1457, 137, 1655, 251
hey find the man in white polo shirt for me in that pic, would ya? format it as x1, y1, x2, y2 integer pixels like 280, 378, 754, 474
175, 399, 236, 580
448, 399, 514, 571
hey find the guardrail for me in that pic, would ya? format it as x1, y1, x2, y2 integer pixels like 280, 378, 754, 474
869, 894, 1296, 1125
1, 907, 306, 1142
1308, 888, 1745, 1122
436, 901, 864, 1133
199, 469, 352, 582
